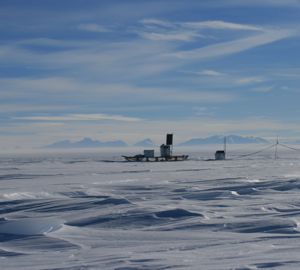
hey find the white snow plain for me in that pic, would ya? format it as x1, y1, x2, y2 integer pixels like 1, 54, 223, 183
1, 147, 300, 270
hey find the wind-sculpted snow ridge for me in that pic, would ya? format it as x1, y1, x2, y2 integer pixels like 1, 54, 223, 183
0, 217, 63, 235
0, 217, 79, 256
67, 208, 203, 229
1, 150, 300, 269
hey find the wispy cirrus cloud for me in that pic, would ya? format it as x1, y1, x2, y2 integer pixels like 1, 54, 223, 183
14, 113, 142, 122
0, 76, 235, 107
170, 29, 295, 59
135, 19, 296, 66
1, 20, 296, 85
137, 31, 201, 41
137, 19, 262, 42
236, 76, 265, 85
180, 69, 271, 91
251, 86, 274, 93
14, 38, 96, 50
140, 19, 262, 32
78, 23, 111, 33
136, 19, 202, 41
198, 70, 225, 77
139, 19, 175, 28
0, 104, 79, 113
222, 0, 300, 7
181, 21, 262, 31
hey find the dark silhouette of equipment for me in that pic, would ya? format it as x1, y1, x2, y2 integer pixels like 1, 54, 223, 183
166, 134, 173, 146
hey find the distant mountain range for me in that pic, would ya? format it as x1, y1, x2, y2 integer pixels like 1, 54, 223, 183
45, 135, 269, 148
179, 135, 269, 146
45, 137, 127, 148
134, 138, 155, 147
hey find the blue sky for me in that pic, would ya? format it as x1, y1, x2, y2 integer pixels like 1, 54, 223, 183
1, 0, 300, 149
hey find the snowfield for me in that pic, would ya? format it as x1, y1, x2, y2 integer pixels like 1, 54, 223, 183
1, 147, 300, 270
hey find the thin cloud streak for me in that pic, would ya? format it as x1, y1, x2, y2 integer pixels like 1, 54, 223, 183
198, 70, 225, 76
170, 30, 295, 59
0, 77, 235, 105
0, 104, 79, 113
251, 86, 274, 93
182, 21, 262, 31
14, 114, 142, 122
222, 0, 300, 7
137, 31, 201, 41
78, 23, 111, 33
138, 19, 262, 42
236, 76, 265, 85
140, 19, 262, 32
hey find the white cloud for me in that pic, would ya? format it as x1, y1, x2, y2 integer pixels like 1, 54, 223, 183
78, 23, 111, 33
0, 76, 235, 106
0, 104, 78, 113
138, 19, 262, 42
141, 19, 262, 32
14, 113, 142, 122
170, 29, 295, 59
155, 90, 234, 103
138, 31, 201, 41
251, 86, 274, 93
0, 77, 83, 99
182, 21, 262, 31
236, 76, 264, 85
16, 38, 89, 48
193, 106, 215, 117
140, 19, 176, 28
0, 38, 178, 81
199, 70, 225, 76
180, 69, 271, 90
272, 68, 300, 78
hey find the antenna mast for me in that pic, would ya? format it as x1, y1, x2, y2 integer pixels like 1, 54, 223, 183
274, 136, 279, 160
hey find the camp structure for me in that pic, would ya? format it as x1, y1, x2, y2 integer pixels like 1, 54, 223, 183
123, 134, 188, 162
215, 150, 226, 160
215, 136, 226, 160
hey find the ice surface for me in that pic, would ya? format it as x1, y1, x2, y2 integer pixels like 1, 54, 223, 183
1, 148, 300, 269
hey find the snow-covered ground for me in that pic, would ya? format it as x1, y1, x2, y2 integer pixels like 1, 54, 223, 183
1, 147, 300, 269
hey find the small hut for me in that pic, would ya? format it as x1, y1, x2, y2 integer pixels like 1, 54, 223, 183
215, 150, 226, 160
215, 136, 226, 160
